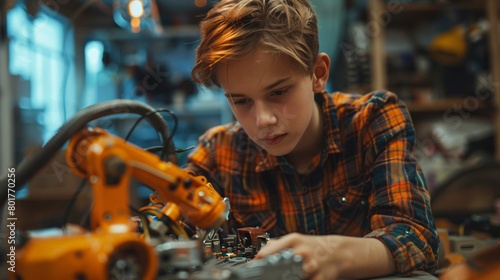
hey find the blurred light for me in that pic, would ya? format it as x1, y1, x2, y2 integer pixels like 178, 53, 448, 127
114, 0, 161, 34
130, 18, 141, 33
85, 41, 104, 73
195, 0, 207, 8
128, 0, 144, 18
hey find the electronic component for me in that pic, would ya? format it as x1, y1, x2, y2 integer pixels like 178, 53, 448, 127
157, 248, 303, 280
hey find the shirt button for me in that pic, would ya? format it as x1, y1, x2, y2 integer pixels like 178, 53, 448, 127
340, 197, 347, 204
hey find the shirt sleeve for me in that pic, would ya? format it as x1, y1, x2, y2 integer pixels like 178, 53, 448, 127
361, 91, 439, 275
184, 126, 225, 196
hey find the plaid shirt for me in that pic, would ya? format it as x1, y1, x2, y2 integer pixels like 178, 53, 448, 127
186, 90, 438, 275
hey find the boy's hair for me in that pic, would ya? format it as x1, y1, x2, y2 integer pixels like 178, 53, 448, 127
192, 0, 319, 87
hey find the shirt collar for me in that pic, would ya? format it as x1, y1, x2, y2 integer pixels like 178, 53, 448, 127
317, 91, 343, 155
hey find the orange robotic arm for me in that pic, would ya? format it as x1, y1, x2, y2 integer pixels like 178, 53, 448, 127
11, 128, 229, 280
66, 127, 229, 233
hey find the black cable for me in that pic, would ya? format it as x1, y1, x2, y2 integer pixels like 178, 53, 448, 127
176, 146, 196, 153
79, 204, 92, 229
123, 108, 178, 161
123, 108, 182, 169
161, 115, 176, 162
146, 145, 195, 154
61, 179, 87, 231
145, 146, 168, 154
129, 109, 195, 157
124, 109, 177, 142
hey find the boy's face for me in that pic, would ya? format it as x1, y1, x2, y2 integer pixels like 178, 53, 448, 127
216, 48, 321, 157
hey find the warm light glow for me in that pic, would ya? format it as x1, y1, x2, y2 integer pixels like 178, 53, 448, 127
195, 0, 207, 8
128, 0, 144, 18
130, 17, 141, 33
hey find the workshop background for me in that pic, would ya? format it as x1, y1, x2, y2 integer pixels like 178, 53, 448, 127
0, 0, 499, 277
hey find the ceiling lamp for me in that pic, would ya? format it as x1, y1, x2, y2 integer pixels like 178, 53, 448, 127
113, 0, 162, 34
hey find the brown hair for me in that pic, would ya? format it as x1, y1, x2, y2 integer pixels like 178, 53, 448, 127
192, 0, 319, 87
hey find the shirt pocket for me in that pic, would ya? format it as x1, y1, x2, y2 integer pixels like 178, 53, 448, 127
325, 180, 371, 235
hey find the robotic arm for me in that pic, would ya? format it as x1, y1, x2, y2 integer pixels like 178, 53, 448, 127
65, 127, 229, 232
11, 127, 229, 280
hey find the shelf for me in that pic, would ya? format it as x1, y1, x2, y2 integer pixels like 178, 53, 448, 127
405, 98, 490, 113
370, 0, 500, 158
387, 72, 434, 88
387, 1, 485, 12
381, 1, 487, 25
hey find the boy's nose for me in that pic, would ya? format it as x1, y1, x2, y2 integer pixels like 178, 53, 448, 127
255, 102, 278, 129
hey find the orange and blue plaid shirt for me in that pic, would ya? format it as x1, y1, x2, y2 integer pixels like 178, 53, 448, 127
186, 90, 438, 275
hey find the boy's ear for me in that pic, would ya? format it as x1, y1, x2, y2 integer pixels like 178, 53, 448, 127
312, 53, 331, 92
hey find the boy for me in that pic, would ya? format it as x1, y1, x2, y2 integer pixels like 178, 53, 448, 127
187, 0, 439, 279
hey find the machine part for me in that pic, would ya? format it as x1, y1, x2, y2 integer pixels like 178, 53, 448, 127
227, 257, 247, 264
448, 235, 496, 260
150, 192, 167, 206
11, 127, 229, 279
108, 243, 150, 280
237, 227, 268, 248
156, 240, 205, 274
0, 99, 177, 206
237, 249, 303, 280
212, 240, 221, 254
162, 203, 182, 222
139, 203, 191, 240
149, 219, 169, 236
14, 233, 157, 280
157, 249, 302, 280
199, 227, 271, 261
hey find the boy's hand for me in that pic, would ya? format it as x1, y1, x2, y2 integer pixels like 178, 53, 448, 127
255, 233, 343, 280
255, 232, 396, 280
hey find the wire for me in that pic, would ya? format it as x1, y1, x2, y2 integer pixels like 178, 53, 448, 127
130, 205, 152, 241
146, 145, 195, 154
139, 207, 163, 218
123, 108, 178, 161
179, 220, 197, 237
168, 221, 189, 240
140, 215, 152, 241
61, 178, 88, 232
124, 108, 177, 141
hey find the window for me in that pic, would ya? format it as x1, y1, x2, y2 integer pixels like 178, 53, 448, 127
7, 4, 75, 143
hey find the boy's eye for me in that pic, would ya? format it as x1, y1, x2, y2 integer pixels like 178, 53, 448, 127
271, 88, 289, 97
233, 98, 251, 106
